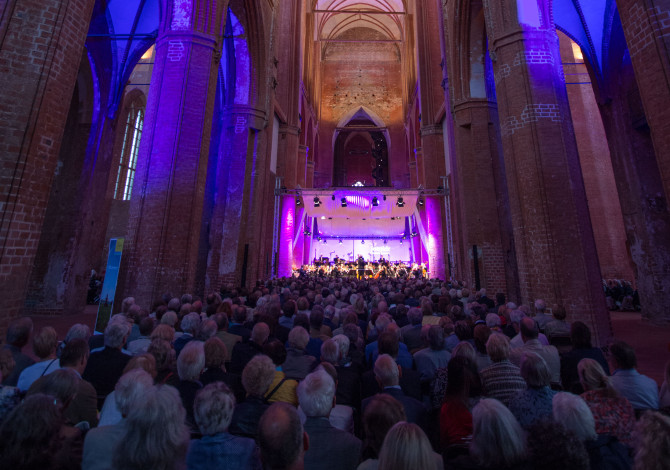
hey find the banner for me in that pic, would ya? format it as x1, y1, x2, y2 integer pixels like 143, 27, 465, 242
94, 238, 124, 334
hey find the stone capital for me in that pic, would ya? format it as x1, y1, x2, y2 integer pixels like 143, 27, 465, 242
222, 105, 267, 131
279, 124, 301, 136
420, 124, 443, 136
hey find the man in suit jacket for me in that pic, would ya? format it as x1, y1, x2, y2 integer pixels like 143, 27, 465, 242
361, 354, 428, 431
298, 368, 362, 470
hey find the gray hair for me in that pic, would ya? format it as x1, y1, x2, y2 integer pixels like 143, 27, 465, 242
180, 312, 201, 335
374, 354, 399, 387
534, 299, 546, 313
320, 339, 339, 365
104, 320, 131, 349
471, 398, 526, 467
161, 311, 178, 327
114, 384, 189, 469
288, 326, 309, 350
332, 334, 350, 359
520, 352, 551, 388
452, 341, 477, 363
552, 392, 597, 441
167, 297, 181, 312
407, 307, 423, 325
375, 314, 392, 333
193, 382, 236, 435
510, 310, 525, 325
64, 323, 91, 343
199, 319, 217, 339
297, 368, 335, 417
177, 341, 205, 381
485, 313, 501, 329
115, 369, 154, 416
242, 354, 275, 396
121, 297, 135, 313
486, 333, 511, 362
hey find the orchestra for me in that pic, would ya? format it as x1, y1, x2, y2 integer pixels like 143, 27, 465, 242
294, 256, 427, 279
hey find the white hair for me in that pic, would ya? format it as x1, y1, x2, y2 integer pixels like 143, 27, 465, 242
180, 312, 201, 335
297, 368, 335, 417
510, 310, 525, 325
534, 299, 546, 312
115, 369, 154, 416
470, 398, 526, 467
374, 354, 399, 387
332, 334, 350, 359
104, 320, 131, 349
552, 392, 597, 441
485, 313, 501, 329
177, 341, 205, 381
288, 326, 309, 350
65, 323, 91, 343
193, 382, 236, 435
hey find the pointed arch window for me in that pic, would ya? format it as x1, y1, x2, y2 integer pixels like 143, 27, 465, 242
114, 103, 144, 200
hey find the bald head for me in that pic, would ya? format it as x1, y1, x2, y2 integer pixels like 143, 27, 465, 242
520, 317, 539, 341
258, 402, 307, 470
252, 322, 270, 345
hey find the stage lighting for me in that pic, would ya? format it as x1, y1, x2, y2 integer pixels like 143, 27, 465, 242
399, 239, 403, 245
396, 197, 404, 207
418, 198, 424, 206
296, 197, 302, 206
314, 197, 321, 207
304, 230, 311, 236
383, 239, 387, 244
411, 231, 418, 238
341, 197, 347, 207
361, 240, 365, 245
331, 194, 336, 201
372, 197, 379, 206
383, 195, 387, 201
339, 239, 343, 245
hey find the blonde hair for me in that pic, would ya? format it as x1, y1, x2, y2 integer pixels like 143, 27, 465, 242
150, 324, 175, 343
377, 422, 437, 470
578, 358, 617, 397
634, 411, 670, 470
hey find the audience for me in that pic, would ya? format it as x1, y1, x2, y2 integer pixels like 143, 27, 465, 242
508, 352, 557, 430
608, 340, 659, 412
560, 320, 610, 393
258, 402, 308, 470
229, 354, 275, 438
509, 317, 561, 385
633, 410, 670, 470
16, 326, 60, 391
377, 422, 442, 470
527, 420, 590, 470
1, 317, 34, 386
478, 333, 526, 406
359, 394, 406, 469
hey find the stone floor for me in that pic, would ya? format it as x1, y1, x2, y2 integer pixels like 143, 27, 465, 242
26, 306, 670, 385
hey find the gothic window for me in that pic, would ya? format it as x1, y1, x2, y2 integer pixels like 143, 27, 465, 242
114, 103, 144, 200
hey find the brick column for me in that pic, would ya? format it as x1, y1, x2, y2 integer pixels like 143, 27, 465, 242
483, 0, 611, 342
0, 0, 95, 331
616, 0, 670, 206
123, 0, 228, 305
297, 145, 308, 187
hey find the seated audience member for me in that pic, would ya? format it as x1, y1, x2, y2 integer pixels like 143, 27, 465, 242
359, 394, 407, 470
0, 349, 21, 422
660, 359, 670, 409
150, 323, 175, 344
578, 358, 635, 446
98, 354, 157, 426
608, 340, 659, 411
532, 299, 552, 330
229, 305, 252, 341
174, 312, 201, 356
1, 317, 34, 386
362, 354, 427, 430
440, 356, 480, 449
263, 339, 298, 405
310, 307, 332, 340
197, 319, 218, 342
200, 337, 244, 402
127, 317, 155, 355
362, 331, 421, 401
560, 321, 610, 393
187, 382, 262, 470
57, 323, 91, 358
329, 335, 362, 409
377, 422, 442, 470
479, 333, 526, 406
472, 325, 492, 371
509, 317, 561, 385
527, 420, 590, 470
431, 342, 477, 410
316, 363, 356, 434
279, 300, 297, 330
83, 318, 132, 408
113, 384, 190, 470
444, 398, 529, 470
441, 316, 459, 352
176, 341, 205, 431
17, 326, 60, 391
414, 325, 451, 384
400, 307, 424, 351
553, 392, 632, 470
543, 305, 570, 339
149, 338, 179, 386
298, 368, 362, 470
213, 312, 241, 364
0, 393, 83, 470
283, 326, 317, 380
230, 322, 270, 375
258, 402, 309, 470
82, 369, 154, 470
632, 411, 670, 470
508, 352, 557, 430
229, 354, 275, 438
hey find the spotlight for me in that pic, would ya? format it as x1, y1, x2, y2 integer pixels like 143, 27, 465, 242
372, 197, 379, 207
400, 239, 403, 245
341, 197, 347, 207
331, 195, 336, 201
318, 236, 322, 241
361, 240, 365, 245
339, 239, 343, 245
418, 198, 424, 206
411, 231, 418, 238
304, 230, 311, 236
383, 195, 387, 201
323, 239, 327, 244
383, 239, 387, 244
396, 197, 404, 207
313, 197, 321, 207
296, 198, 302, 206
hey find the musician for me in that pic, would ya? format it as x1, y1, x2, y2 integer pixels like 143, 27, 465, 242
333, 255, 340, 265
356, 255, 366, 279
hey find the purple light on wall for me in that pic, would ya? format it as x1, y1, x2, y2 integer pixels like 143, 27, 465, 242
424, 198, 445, 279
278, 196, 295, 277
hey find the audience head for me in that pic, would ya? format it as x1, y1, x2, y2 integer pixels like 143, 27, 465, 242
58, 338, 89, 373
242, 354, 276, 397
407, 307, 423, 326
198, 319, 217, 340
445, 355, 481, 399
577, 358, 615, 395
204, 337, 228, 370
297, 368, 336, 418
193, 382, 236, 435
331, 334, 350, 360
552, 392, 597, 442
527, 420, 589, 470
633, 411, 670, 470
148, 338, 176, 372
180, 312, 201, 336
378, 330, 400, 358
104, 319, 131, 349
64, 323, 91, 344
609, 340, 637, 370
258, 403, 307, 470
520, 352, 551, 388
26, 368, 79, 410
570, 321, 592, 349
320, 339, 339, 365
374, 354, 400, 388
486, 332, 511, 363
161, 310, 178, 328
377, 422, 435, 470
251, 322, 271, 345
519, 317, 539, 340
115, 369, 154, 416
114, 384, 189, 470
288, 326, 310, 350
124, 353, 157, 378
362, 394, 406, 457
451, 341, 477, 364
427, 325, 445, 351
485, 313, 501, 329
473, 324, 491, 354
534, 299, 546, 313
553, 305, 567, 321
470, 398, 526, 468
6, 317, 33, 349
263, 339, 287, 367
177, 340, 205, 382
0, 349, 15, 382
150, 324, 175, 343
